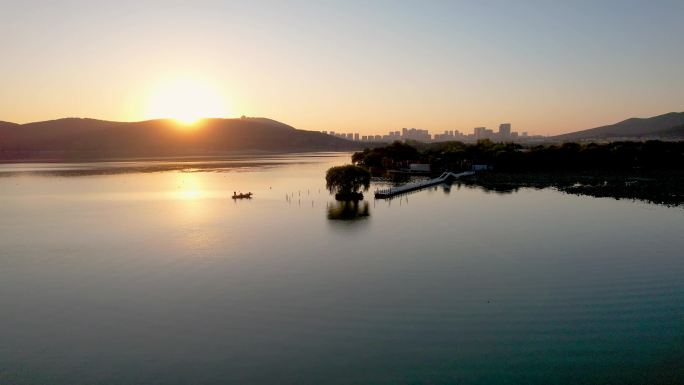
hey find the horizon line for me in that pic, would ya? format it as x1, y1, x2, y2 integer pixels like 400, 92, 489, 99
3, 110, 684, 137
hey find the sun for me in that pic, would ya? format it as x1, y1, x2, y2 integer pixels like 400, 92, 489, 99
146, 78, 229, 125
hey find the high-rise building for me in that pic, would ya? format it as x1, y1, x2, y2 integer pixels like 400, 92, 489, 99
499, 123, 511, 139
474, 127, 487, 140
401, 128, 431, 142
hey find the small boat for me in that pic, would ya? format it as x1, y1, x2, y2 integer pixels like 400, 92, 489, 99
232, 192, 253, 199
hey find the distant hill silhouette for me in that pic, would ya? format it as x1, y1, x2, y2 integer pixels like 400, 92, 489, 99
0, 117, 360, 160
0, 121, 19, 129
655, 124, 684, 139
553, 112, 684, 141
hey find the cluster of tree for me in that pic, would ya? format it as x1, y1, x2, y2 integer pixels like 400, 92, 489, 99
461, 171, 684, 207
352, 140, 684, 172
351, 141, 420, 170
325, 165, 371, 200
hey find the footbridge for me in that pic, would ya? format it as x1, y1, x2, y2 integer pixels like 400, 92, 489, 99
374, 171, 475, 199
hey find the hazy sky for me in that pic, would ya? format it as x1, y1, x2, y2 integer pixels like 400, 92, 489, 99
1, 0, 683, 135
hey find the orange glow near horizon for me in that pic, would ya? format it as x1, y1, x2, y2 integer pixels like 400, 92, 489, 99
146, 78, 230, 125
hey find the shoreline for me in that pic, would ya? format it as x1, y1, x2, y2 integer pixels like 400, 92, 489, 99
459, 170, 684, 207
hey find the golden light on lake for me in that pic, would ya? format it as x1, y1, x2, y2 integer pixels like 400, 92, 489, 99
146, 78, 229, 125
175, 171, 206, 200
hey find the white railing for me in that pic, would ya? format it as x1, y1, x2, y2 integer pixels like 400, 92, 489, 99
375, 171, 475, 197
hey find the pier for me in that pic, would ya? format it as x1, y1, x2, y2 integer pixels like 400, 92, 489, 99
374, 171, 475, 199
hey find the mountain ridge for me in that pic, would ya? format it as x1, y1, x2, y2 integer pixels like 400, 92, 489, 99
553, 111, 684, 141
0, 117, 359, 161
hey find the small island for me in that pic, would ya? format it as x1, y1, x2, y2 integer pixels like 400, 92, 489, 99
325, 165, 371, 201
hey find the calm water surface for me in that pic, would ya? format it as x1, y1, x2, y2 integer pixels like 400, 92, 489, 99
1, 153, 683, 385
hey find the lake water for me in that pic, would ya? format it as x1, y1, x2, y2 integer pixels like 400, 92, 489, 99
1, 153, 683, 385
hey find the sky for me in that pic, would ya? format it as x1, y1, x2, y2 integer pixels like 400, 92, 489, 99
1, 0, 683, 135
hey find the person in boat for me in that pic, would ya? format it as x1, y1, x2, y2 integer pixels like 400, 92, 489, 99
232, 191, 253, 199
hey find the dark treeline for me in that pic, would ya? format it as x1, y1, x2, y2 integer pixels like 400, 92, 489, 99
459, 171, 684, 207
352, 140, 684, 206
353, 140, 684, 172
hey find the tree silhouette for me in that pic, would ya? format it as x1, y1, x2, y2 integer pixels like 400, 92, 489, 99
326, 165, 371, 200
